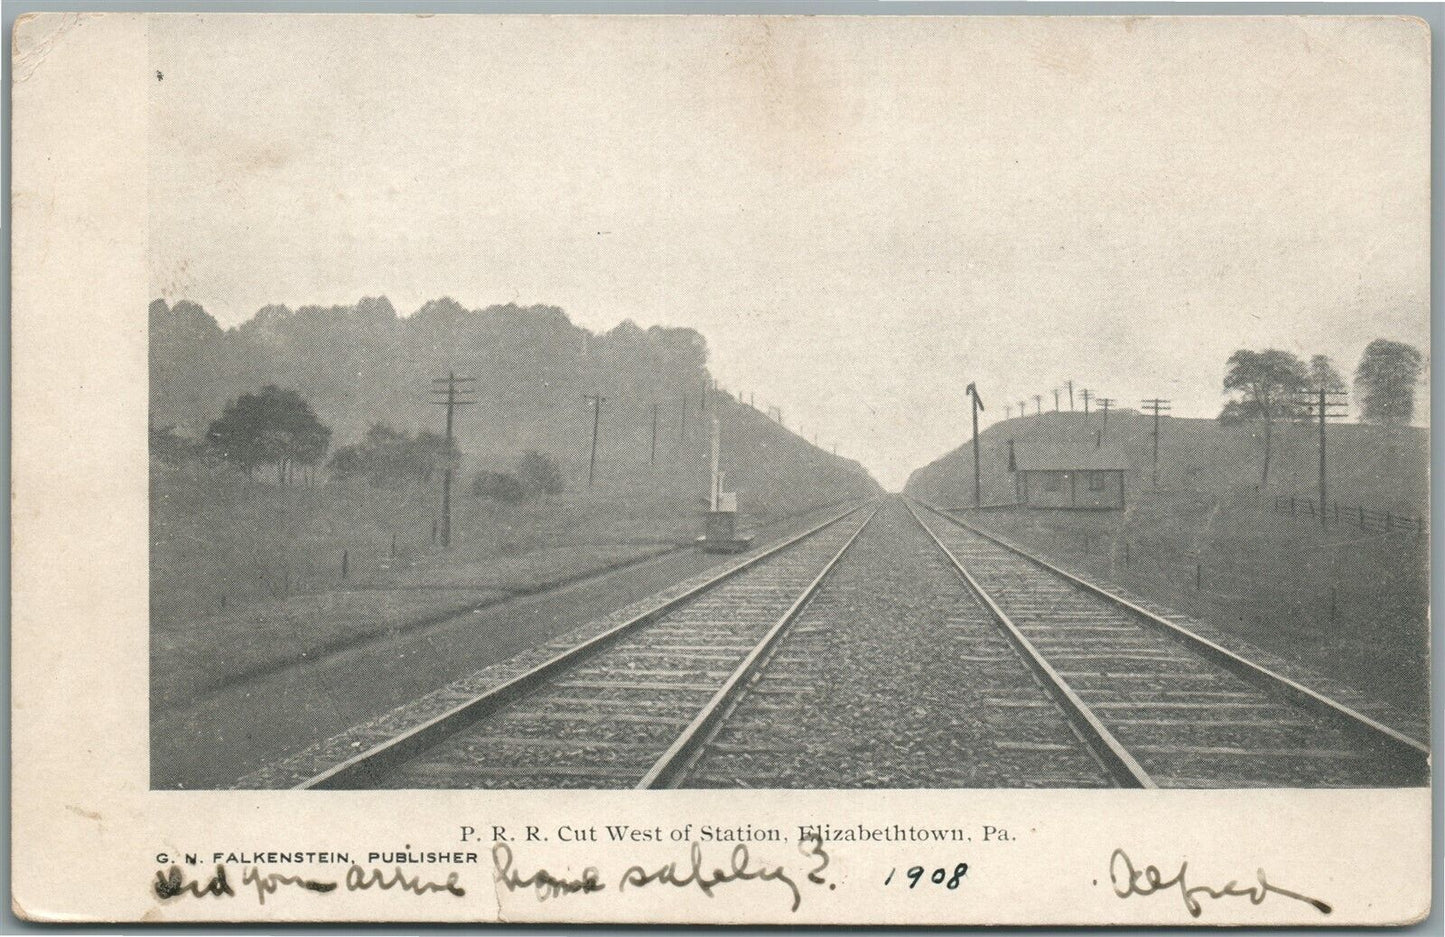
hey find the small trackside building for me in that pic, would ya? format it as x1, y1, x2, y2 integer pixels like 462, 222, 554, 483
1009, 440, 1128, 510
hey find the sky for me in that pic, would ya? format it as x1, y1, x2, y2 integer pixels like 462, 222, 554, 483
149, 15, 1430, 491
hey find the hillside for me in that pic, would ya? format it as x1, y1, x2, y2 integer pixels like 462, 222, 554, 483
150, 296, 880, 507
904, 409, 1427, 513
903, 409, 1429, 718
150, 296, 880, 641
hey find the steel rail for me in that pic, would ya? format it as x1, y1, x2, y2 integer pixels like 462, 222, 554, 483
905, 499, 1156, 789
639, 502, 883, 789
297, 499, 875, 790
920, 500, 1430, 771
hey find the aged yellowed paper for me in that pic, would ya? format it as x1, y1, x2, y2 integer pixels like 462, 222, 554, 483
11, 12, 1431, 923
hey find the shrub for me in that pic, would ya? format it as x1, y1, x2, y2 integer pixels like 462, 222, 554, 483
327, 423, 459, 487
516, 450, 564, 496
472, 470, 527, 503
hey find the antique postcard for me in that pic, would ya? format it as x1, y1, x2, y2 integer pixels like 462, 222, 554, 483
10, 11, 1432, 924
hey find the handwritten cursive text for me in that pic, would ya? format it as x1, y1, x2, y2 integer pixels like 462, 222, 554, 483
619, 841, 818, 911
493, 843, 605, 901
1109, 847, 1331, 918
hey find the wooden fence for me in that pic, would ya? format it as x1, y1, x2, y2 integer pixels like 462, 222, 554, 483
1272, 495, 1427, 539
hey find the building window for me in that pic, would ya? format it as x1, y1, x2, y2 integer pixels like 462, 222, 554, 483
1042, 472, 1063, 492
1088, 471, 1108, 491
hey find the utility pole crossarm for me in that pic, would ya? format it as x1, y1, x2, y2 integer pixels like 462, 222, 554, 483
1096, 397, 1115, 445
430, 372, 478, 549
1141, 398, 1172, 487
1295, 387, 1348, 527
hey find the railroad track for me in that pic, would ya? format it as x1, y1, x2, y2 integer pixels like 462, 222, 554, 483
298, 500, 881, 789
672, 496, 1118, 788
907, 499, 1429, 788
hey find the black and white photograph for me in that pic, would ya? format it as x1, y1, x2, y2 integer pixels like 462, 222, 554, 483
142, 14, 1430, 793
10, 7, 1436, 926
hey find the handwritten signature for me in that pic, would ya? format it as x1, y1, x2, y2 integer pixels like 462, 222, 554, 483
1109, 848, 1331, 918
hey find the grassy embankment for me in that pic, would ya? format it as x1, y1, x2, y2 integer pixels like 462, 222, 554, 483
905, 410, 1429, 719
152, 394, 880, 709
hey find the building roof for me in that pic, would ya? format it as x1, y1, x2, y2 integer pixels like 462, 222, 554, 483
1012, 439, 1130, 472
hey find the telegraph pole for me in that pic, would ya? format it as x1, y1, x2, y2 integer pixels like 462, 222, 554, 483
1053, 388, 1061, 411
1097, 397, 1115, 444
1065, 380, 1075, 411
1006, 405, 1012, 420
650, 403, 659, 465
1018, 400, 1026, 419
1081, 388, 1093, 414
430, 372, 476, 549
583, 393, 607, 487
1141, 398, 1172, 487
1033, 394, 1043, 415
966, 382, 985, 508
1317, 389, 1326, 525
709, 417, 721, 510
1297, 387, 1348, 527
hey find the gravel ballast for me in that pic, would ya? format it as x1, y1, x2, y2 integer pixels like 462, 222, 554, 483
685, 498, 1114, 788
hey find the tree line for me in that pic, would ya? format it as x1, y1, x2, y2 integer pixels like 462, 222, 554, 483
148, 296, 711, 457
151, 383, 565, 502
1219, 339, 1424, 485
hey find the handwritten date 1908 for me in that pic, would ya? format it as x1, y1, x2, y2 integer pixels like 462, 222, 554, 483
884, 863, 968, 890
